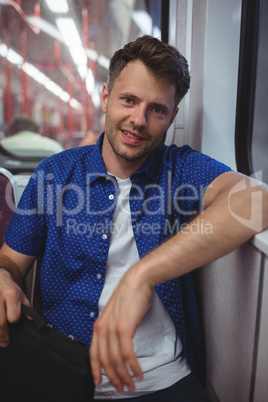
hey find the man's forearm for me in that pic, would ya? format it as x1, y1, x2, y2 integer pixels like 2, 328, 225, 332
135, 177, 268, 288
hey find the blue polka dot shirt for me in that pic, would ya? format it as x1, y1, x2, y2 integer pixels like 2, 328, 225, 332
5, 133, 231, 384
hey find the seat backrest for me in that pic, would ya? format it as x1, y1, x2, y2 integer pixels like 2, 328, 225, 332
0, 167, 19, 248
0, 168, 38, 309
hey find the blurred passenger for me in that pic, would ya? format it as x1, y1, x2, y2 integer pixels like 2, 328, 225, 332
0, 122, 9, 137
78, 131, 100, 147
78, 115, 105, 147
0, 115, 64, 157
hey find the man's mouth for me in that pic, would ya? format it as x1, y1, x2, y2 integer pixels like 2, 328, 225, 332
121, 129, 145, 144
122, 130, 139, 139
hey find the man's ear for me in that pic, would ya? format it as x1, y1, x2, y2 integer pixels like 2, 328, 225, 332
101, 83, 109, 113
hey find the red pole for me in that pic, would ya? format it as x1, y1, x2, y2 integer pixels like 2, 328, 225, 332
67, 65, 73, 144
82, 2, 89, 136
59, 99, 64, 135
54, 40, 64, 138
42, 90, 49, 136
20, 23, 29, 115
89, 42, 96, 132
88, 0, 99, 132
4, 20, 12, 124
34, 1, 40, 19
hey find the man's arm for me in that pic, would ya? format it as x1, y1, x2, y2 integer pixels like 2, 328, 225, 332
0, 243, 36, 347
90, 171, 268, 392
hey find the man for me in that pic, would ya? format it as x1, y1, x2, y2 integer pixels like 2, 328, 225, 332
0, 36, 267, 401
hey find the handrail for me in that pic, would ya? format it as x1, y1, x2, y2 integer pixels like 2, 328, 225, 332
0, 0, 40, 34
252, 229, 268, 256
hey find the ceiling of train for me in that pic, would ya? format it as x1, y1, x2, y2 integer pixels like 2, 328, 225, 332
0, 0, 161, 112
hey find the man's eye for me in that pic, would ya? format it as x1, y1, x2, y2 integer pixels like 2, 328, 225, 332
153, 107, 164, 114
124, 98, 133, 104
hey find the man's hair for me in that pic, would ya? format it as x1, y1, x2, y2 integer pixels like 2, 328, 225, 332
9, 115, 39, 135
108, 35, 190, 107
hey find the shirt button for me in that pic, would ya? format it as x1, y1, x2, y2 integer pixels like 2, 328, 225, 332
102, 234, 107, 240
96, 273, 102, 279
109, 194, 114, 200
89, 312, 95, 318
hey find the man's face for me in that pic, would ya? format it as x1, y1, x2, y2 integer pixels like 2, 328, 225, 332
101, 60, 178, 169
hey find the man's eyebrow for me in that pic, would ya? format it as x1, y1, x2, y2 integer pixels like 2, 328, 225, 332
120, 92, 138, 99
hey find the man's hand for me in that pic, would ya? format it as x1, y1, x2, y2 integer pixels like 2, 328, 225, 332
89, 264, 152, 392
0, 269, 30, 348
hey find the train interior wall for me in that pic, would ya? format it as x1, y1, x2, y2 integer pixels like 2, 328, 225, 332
169, 0, 268, 401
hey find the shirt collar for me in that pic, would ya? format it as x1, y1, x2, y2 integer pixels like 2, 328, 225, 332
131, 146, 162, 183
85, 133, 108, 185
86, 132, 163, 185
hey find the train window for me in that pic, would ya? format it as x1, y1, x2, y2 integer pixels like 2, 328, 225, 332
251, 0, 268, 184
235, 0, 268, 184
0, 0, 163, 173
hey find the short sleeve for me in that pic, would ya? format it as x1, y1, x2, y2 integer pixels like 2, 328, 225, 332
5, 165, 47, 256
174, 147, 232, 225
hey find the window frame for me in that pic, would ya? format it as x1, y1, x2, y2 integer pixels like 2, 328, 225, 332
235, 0, 261, 176
161, 0, 170, 43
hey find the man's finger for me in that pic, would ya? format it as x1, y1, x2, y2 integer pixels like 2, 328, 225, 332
5, 290, 22, 323
108, 328, 135, 392
0, 287, 26, 347
90, 331, 102, 386
0, 300, 9, 348
90, 323, 125, 392
119, 331, 143, 383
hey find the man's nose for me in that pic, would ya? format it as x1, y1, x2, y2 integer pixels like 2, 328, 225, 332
130, 106, 147, 128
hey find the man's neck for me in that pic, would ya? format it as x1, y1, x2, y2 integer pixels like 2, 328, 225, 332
101, 136, 146, 179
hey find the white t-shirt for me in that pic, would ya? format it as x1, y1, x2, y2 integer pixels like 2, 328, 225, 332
94, 176, 190, 399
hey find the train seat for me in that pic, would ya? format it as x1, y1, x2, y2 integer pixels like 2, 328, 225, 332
0, 167, 19, 248
0, 168, 37, 307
